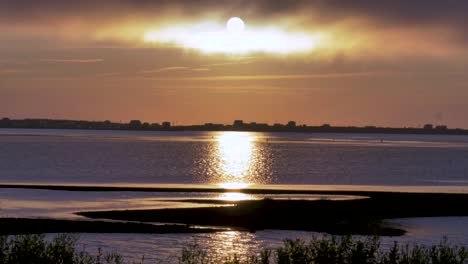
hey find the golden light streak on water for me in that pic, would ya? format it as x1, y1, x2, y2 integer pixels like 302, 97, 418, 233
214, 132, 257, 189
211, 230, 253, 260
217, 192, 252, 201
218, 182, 250, 189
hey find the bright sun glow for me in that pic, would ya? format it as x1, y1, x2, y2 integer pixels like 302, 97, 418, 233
144, 20, 322, 54
226, 17, 245, 34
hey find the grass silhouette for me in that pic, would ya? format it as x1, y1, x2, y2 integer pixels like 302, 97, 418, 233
178, 236, 468, 264
0, 234, 466, 264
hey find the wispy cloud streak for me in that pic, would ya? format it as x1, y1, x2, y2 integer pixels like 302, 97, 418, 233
144, 71, 390, 81
40, 59, 104, 63
141, 66, 188, 73
0, 69, 21, 74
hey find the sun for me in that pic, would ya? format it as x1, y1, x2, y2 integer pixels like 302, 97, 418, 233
226, 17, 245, 34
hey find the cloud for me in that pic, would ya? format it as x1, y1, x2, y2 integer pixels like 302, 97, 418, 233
312, 0, 468, 27
1, 0, 467, 57
1, 0, 466, 28
96, 72, 122, 77
40, 59, 104, 63
191, 68, 210, 72
204, 60, 255, 68
144, 71, 389, 81
141, 66, 218, 74
0, 69, 21, 74
141, 66, 189, 73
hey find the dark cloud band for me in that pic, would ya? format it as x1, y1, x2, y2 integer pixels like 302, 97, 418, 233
1, 0, 467, 24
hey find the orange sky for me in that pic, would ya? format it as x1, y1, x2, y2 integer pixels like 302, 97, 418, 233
1, 0, 468, 127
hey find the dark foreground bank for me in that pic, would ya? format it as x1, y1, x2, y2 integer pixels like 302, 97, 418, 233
78, 192, 468, 236
1, 234, 467, 264
2, 184, 468, 236
0, 218, 221, 235
1, 183, 467, 196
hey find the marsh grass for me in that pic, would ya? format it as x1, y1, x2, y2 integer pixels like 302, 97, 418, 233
0, 234, 123, 264
178, 236, 468, 264
0, 234, 466, 264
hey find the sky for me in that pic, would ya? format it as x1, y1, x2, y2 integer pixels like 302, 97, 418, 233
1, 0, 468, 127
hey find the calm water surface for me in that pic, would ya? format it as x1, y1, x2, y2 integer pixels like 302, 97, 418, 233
2, 128, 468, 187
1, 128, 468, 260
74, 220, 468, 263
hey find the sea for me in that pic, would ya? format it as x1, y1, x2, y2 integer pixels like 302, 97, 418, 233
1, 128, 468, 262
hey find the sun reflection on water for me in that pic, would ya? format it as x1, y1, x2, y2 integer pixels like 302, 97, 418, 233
217, 192, 252, 201
215, 132, 257, 189
218, 182, 249, 189
212, 231, 252, 260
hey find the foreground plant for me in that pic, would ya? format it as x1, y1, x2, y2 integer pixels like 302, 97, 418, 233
178, 236, 468, 264
0, 234, 123, 264
0, 234, 466, 264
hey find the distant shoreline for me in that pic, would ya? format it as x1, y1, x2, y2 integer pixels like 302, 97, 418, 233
1, 118, 467, 135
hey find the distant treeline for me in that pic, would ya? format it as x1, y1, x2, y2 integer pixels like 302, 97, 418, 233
1, 117, 467, 135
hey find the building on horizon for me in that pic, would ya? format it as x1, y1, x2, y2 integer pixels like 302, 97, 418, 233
233, 120, 244, 128
129, 120, 142, 129
287, 121, 297, 128
424, 124, 434, 130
